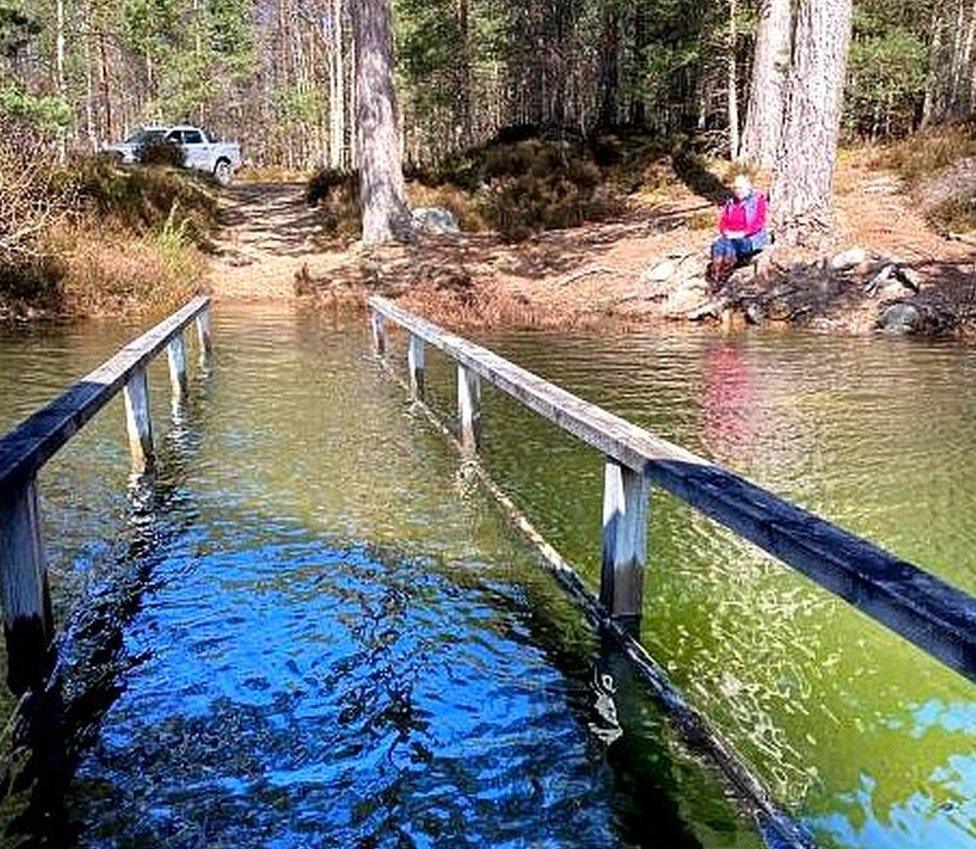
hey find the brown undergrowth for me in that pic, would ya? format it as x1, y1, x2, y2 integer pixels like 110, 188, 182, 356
1, 151, 218, 319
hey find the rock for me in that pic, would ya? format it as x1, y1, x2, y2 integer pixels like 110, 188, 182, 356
686, 299, 726, 321
893, 266, 924, 292
745, 302, 766, 325
864, 263, 895, 297
642, 260, 678, 284
411, 206, 460, 235
878, 280, 910, 301
829, 247, 868, 272
664, 278, 711, 317
878, 302, 922, 333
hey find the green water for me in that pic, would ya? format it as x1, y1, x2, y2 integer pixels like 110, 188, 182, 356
447, 326, 976, 849
1, 303, 974, 848
0, 305, 761, 849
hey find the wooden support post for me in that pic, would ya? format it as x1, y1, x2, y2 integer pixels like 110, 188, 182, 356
195, 307, 213, 364
458, 363, 481, 452
167, 332, 189, 408
0, 476, 53, 694
370, 311, 387, 355
122, 366, 154, 473
600, 458, 649, 622
407, 334, 426, 398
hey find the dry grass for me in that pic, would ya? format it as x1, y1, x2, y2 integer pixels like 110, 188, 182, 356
394, 278, 596, 330
48, 218, 203, 316
862, 123, 976, 182
0, 154, 218, 318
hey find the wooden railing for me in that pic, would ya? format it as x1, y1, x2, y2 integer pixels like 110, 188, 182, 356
368, 296, 976, 685
369, 295, 976, 846
0, 296, 212, 694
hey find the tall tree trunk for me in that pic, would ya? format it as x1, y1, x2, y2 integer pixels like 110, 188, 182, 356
329, 0, 345, 169
98, 31, 113, 142
55, 0, 66, 161
456, 0, 471, 142
727, 0, 740, 159
772, 0, 853, 244
628, 1, 648, 126
741, 0, 791, 167
349, 0, 410, 245
921, 6, 943, 128
598, 5, 620, 127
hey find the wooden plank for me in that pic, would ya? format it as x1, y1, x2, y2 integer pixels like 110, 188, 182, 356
407, 334, 426, 398
195, 307, 213, 363
369, 295, 976, 684
457, 363, 481, 453
123, 366, 154, 473
0, 296, 209, 491
0, 476, 52, 694
601, 458, 649, 621
167, 332, 189, 408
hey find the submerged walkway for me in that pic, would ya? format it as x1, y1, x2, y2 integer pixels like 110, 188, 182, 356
0, 305, 760, 848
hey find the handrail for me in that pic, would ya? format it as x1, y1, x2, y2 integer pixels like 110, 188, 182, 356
0, 296, 210, 492
0, 296, 213, 694
368, 295, 976, 685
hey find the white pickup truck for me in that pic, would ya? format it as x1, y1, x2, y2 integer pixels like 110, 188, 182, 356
105, 125, 243, 184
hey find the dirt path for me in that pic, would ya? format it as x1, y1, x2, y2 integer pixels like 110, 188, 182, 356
208, 182, 346, 300
207, 166, 976, 335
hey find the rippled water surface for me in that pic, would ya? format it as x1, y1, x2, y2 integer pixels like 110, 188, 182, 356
457, 325, 976, 849
0, 306, 764, 849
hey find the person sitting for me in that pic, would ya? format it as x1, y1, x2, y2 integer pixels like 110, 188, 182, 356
706, 174, 770, 286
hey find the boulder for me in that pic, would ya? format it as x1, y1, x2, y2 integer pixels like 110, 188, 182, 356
745, 302, 766, 325
893, 265, 924, 292
411, 206, 460, 235
829, 247, 868, 272
642, 260, 678, 284
878, 302, 922, 334
664, 278, 712, 318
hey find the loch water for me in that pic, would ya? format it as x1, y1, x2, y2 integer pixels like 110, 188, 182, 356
1, 303, 974, 849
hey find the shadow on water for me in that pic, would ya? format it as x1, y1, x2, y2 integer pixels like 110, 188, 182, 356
0, 388, 207, 847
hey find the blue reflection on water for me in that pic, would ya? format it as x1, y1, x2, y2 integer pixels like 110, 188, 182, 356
66, 538, 631, 848
807, 700, 976, 849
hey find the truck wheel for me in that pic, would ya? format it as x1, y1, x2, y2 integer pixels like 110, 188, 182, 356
214, 159, 232, 186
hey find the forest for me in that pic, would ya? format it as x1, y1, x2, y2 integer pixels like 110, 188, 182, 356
2, 0, 976, 323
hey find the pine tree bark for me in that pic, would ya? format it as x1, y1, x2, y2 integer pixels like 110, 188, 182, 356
772, 0, 853, 244
628, 2, 648, 126
741, 0, 791, 167
349, 0, 410, 244
727, 0, 740, 159
598, 5, 620, 127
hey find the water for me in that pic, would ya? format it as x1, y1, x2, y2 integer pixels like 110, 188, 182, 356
2, 306, 975, 848
0, 306, 761, 849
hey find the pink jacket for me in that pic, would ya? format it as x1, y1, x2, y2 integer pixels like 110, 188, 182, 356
719, 192, 768, 237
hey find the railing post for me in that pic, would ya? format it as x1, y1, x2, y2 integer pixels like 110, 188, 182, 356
0, 476, 53, 694
195, 307, 213, 365
167, 332, 189, 409
458, 363, 481, 452
408, 334, 426, 398
600, 458, 649, 624
123, 366, 154, 473
370, 311, 387, 355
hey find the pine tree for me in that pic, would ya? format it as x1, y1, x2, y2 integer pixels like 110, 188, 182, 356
350, 0, 411, 244
772, 0, 854, 243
